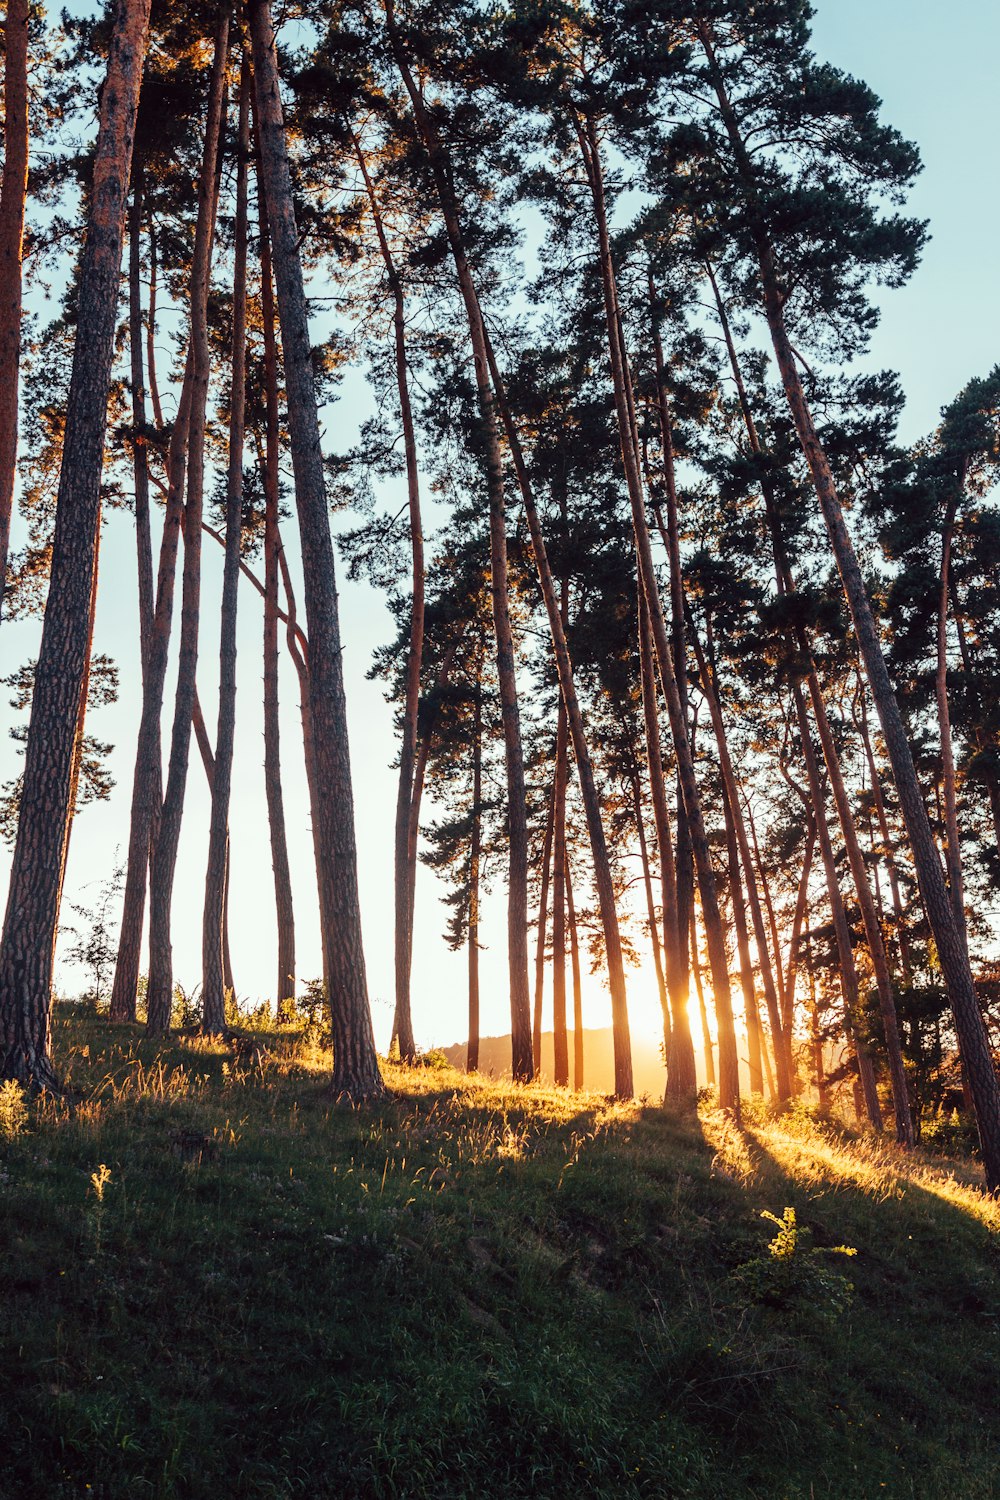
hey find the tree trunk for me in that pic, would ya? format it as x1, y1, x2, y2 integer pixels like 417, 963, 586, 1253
250, 0, 382, 1099
783, 815, 817, 1039
551, 698, 570, 1087
566, 851, 584, 1090
467, 681, 482, 1072
257, 178, 297, 1014
721, 773, 764, 1095
689, 612, 792, 1096
533, 768, 556, 1073
577, 111, 739, 1112
0, 0, 29, 612
146, 17, 229, 1034
202, 61, 249, 1033
852, 683, 914, 981
630, 760, 669, 1047
690, 908, 715, 1088
701, 23, 1000, 1186
191, 685, 235, 1000
0, 0, 152, 1087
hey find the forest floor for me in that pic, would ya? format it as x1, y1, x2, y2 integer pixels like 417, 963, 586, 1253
1, 1004, 999, 1500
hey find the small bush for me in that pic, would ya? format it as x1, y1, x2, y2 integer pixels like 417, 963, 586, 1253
733, 1207, 856, 1320
0, 1079, 28, 1139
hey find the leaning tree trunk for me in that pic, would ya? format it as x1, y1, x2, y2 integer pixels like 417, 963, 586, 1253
852, 682, 915, 981
257, 189, 297, 1014
578, 109, 739, 1111
0, 0, 152, 1087
250, 0, 382, 1099
783, 814, 816, 1039
202, 62, 249, 1034
689, 909, 715, 1088
720, 773, 764, 1096
701, 21, 1000, 1187
146, 17, 230, 1035
629, 758, 669, 1047
936, 489, 968, 946
0, 0, 29, 613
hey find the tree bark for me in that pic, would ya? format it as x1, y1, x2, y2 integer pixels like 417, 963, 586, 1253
202, 60, 249, 1033
690, 908, 715, 1088
146, 17, 229, 1034
936, 489, 968, 946
0, 0, 29, 612
720, 772, 764, 1095
250, 0, 382, 1098
0, 0, 152, 1087
532, 773, 556, 1073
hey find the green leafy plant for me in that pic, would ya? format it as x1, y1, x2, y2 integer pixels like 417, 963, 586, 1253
0, 1079, 28, 1139
734, 1207, 857, 1320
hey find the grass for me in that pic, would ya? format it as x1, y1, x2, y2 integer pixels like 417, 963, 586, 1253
1, 1003, 999, 1499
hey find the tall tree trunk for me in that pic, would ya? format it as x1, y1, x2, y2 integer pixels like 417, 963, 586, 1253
0, 0, 152, 1087
690, 908, 715, 1088
689, 612, 792, 1096
852, 683, 914, 981
202, 61, 249, 1033
349, 129, 426, 1064
638, 584, 696, 1102
191, 685, 235, 999
0, 0, 29, 612
701, 24, 999, 1186
257, 181, 297, 1014
788, 685, 884, 1131
250, 0, 382, 1098
467, 680, 482, 1073
630, 759, 669, 1047
567, 852, 584, 1090
551, 699, 570, 1087
577, 111, 739, 1111
533, 768, 556, 1073
783, 815, 817, 1039
146, 18, 229, 1034
720, 772, 764, 1095
385, 8, 532, 1080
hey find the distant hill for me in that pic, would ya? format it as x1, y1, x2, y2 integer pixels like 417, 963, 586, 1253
440, 1026, 674, 1098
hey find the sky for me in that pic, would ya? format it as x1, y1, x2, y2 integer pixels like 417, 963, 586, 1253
1, 0, 998, 1056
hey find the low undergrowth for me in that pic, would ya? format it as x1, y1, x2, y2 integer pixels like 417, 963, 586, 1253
1, 1003, 998, 1498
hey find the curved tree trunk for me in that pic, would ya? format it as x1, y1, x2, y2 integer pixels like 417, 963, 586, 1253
202, 61, 249, 1033
0, 0, 29, 612
146, 18, 230, 1034
0, 0, 152, 1087
251, 0, 382, 1099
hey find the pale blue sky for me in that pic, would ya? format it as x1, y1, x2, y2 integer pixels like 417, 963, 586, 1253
1, 1, 997, 1055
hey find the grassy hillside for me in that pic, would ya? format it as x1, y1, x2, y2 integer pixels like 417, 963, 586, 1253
1, 1004, 998, 1499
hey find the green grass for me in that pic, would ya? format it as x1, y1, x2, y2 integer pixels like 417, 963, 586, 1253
1, 1003, 999, 1499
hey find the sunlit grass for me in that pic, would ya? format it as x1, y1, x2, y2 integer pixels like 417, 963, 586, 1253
1, 1003, 997, 1499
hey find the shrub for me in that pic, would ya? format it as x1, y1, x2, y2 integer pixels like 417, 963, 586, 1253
0, 1079, 28, 1139
733, 1207, 856, 1320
